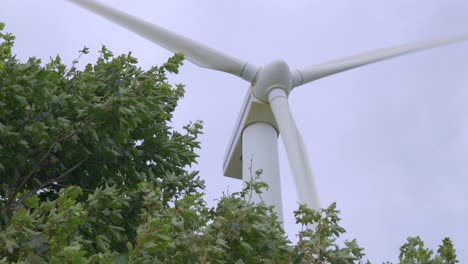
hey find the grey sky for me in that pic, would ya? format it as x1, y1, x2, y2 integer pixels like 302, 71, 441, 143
2, 1, 468, 262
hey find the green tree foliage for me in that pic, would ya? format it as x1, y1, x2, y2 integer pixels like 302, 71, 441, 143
0, 22, 203, 221
0, 24, 459, 263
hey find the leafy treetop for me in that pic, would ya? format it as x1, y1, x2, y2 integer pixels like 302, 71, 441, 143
0, 21, 203, 223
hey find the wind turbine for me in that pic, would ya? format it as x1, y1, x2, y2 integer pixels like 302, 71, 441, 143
68, 0, 468, 221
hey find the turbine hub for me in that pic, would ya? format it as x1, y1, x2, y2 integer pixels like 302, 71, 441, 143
251, 60, 292, 103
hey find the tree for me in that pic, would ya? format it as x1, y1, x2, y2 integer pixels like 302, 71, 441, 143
0, 21, 203, 219
0, 23, 459, 263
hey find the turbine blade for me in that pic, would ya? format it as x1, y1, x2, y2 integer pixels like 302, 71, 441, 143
268, 89, 320, 210
68, 0, 258, 82
294, 34, 468, 87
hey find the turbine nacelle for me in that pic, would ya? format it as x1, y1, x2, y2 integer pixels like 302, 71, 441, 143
251, 60, 292, 103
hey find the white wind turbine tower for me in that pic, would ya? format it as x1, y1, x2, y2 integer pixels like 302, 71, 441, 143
69, 0, 468, 221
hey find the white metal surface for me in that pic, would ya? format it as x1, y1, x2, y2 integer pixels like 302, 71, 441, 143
242, 122, 283, 221
224, 60, 293, 180
223, 91, 277, 180
268, 89, 320, 210
293, 34, 468, 87
251, 60, 292, 103
68, 0, 258, 82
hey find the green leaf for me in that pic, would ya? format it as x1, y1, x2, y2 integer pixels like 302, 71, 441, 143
13, 95, 28, 105
89, 128, 99, 141
23, 195, 40, 209
156, 234, 172, 242
4, 238, 18, 253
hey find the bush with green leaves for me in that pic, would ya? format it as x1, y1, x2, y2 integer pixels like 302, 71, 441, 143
0, 23, 459, 263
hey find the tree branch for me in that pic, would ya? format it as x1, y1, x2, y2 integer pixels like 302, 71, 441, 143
16, 159, 86, 205
4, 119, 91, 216
2, 144, 56, 221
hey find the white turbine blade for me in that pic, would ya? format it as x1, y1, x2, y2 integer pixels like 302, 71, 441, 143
68, 0, 258, 82
268, 89, 320, 210
294, 34, 468, 87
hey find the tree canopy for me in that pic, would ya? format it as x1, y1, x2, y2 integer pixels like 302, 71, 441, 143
0, 23, 459, 263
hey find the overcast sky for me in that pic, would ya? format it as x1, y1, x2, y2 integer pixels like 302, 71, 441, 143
2, 1, 468, 262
